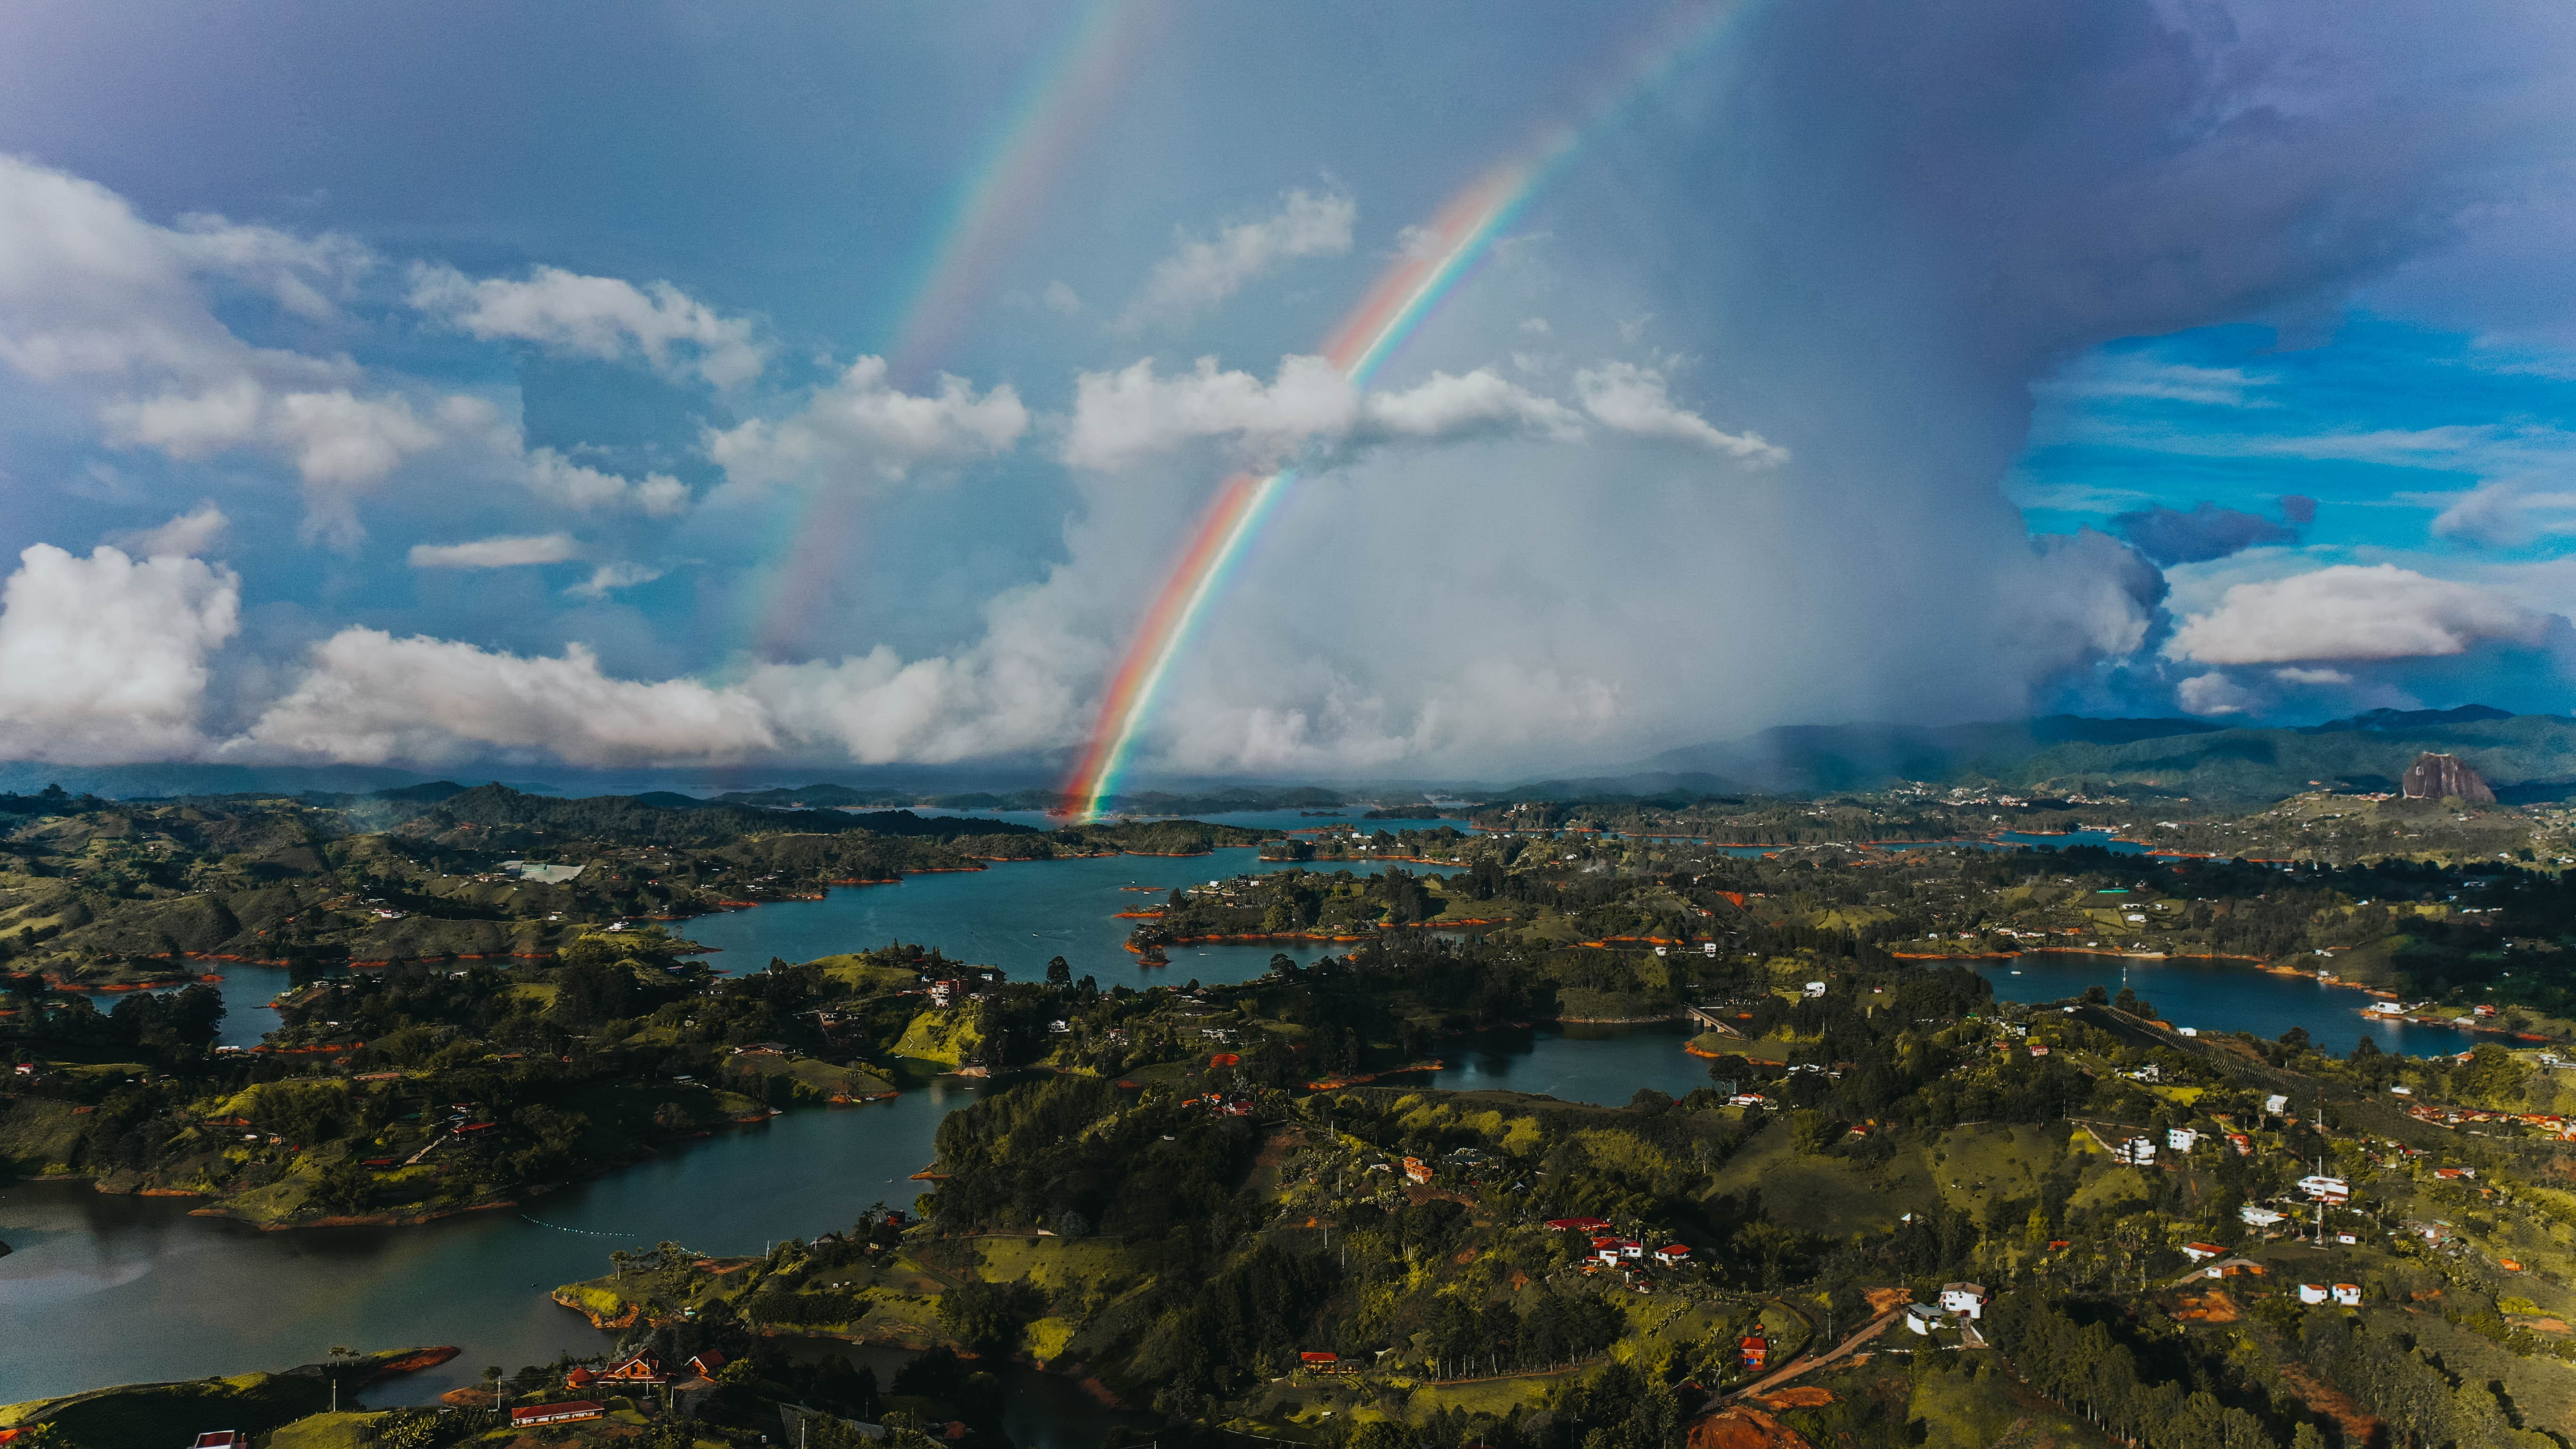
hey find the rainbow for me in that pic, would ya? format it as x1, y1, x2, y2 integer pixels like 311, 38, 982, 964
1062, 2, 1751, 819
884, 0, 1153, 381
745, 0, 1151, 657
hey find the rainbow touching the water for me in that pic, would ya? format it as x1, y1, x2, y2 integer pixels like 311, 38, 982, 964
1061, 3, 1752, 820
744, 0, 1151, 657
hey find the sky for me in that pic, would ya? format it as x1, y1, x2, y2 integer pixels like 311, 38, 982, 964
4, 0, 2576, 786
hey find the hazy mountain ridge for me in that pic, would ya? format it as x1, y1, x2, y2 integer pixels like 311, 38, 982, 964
1622, 715, 2227, 795
1995, 713, 2576, 801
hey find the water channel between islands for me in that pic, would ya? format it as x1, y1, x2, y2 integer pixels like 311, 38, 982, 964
0, 832, 2450, 1436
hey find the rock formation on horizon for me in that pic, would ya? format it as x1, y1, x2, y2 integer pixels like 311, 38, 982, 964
2401, 751, 2496, 803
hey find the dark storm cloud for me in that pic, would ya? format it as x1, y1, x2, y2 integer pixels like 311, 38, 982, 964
2112, 502, 2299, 564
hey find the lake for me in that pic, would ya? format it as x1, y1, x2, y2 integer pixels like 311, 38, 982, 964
0, 838, 2459, 1422
1972, 952, 2455, 1057
679, 844, 1467, 991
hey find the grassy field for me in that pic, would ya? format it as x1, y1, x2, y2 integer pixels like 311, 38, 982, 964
2, 1369, 333, 1447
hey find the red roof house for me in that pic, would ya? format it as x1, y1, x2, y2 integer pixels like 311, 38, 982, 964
601, 1351, 665, 1383
510, 1402, 604, 1426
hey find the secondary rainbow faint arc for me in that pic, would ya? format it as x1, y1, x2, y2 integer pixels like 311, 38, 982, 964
743, 0, 1150, 657
1060, 3, 1749, 821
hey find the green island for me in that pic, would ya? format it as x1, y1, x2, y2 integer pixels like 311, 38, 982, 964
18, 772, 2576, 1445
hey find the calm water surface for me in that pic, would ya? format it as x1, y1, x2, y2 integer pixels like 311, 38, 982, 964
1973, 952, 2454, 1057
1, 841, 2456, 1420
680, 845, 1464, 989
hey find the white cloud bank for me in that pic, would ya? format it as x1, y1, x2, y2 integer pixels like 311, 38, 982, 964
237, 632, 778, 767
707, 356, 1028, 490
2166, 564, 2547, 664
409, 262, 768, 388
1123, 188, 1355, 327
1060, 354, 1758, 473
0, 545, 241, 762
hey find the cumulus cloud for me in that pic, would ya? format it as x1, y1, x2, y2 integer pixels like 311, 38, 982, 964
2176, 671, 2256, 715
0, 544, 239, 761
2273, 666, 2352, 684
706, 356, 1027, 491
1062, 354, 1353, 471
0, 153, 365, 385
2111, 500, 2301, 564
0, 156, 463, 542
408, 533, 581, 570
1122, 188, 1354, 327
409, 262, 767, 388
2166, 564, 2549, 665
102, 383, 443, 546
1360, 370, 1585, 444
525, 447, 691, 516
1572, 364, 1785, 462
1042, 281, 1083, 316
112, 503, 229, 558
229, 626, 1079, 769
237, 631, 777, 766
2425, 479, 2576, 547
1062, 354, 1585, 472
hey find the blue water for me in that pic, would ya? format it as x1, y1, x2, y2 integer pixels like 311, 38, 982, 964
1972, 953, 2453, 1056
0, 1083, 989, 1415
924, 807, 1478, 834
681, 845, 1464, 990
5, 837, 2474, 1416
1397, 1022, 1718, 1103
1994, 829, 2156, 855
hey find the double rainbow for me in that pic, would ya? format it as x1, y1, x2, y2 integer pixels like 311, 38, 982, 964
1059, 2, 1751, 820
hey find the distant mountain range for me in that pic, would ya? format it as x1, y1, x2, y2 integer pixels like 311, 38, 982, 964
1618, 715, 2229, 795
1570, 705, 2576, 802
0, 703, 2563, 809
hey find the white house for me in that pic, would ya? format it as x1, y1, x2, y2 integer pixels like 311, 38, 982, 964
2297, 1175, 2350, 1203
2332, 1284, 2362, 1306
2298, 1284, 2330, 1305
2264, 1094, 2290, 1115
2166, 1128, 2199, 1152
1937, 1282, 1988, 1320
1652, 1244, 1691, 1267
2240, 1205, 2286, 1228
2181, 1242, 2226, 1263
1803, 981, 1827, 998
1904, 1303, 1946, 1335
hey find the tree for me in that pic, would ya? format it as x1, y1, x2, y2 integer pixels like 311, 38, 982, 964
1789, 1109, 1839, 1155
936, 1279, 1045, 1357
1045, 955, 1071, 988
